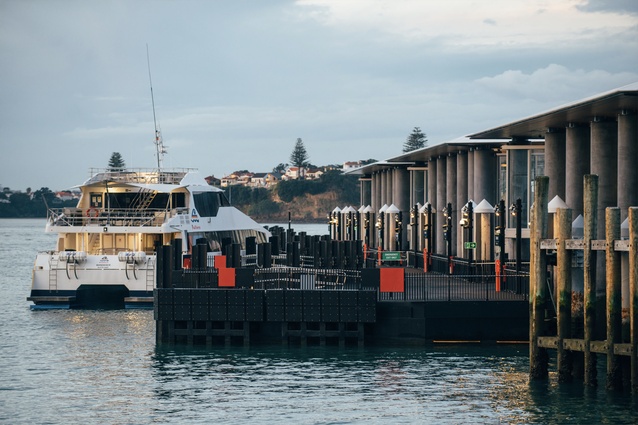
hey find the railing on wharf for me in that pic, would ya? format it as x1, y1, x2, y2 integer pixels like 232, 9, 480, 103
175, 265, 528, 302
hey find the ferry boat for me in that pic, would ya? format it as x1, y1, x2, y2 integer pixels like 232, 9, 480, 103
28, 168, 271, 309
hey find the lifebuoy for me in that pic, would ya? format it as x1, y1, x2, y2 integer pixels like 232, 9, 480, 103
86, 208, 100, 218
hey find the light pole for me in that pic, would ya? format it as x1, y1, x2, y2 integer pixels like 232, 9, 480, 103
443, 202, 453, 274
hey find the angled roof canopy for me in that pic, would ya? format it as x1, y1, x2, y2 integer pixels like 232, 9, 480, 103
468, 82, 638, 140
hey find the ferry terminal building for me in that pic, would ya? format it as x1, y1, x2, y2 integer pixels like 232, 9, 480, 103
349, 82, 638, 276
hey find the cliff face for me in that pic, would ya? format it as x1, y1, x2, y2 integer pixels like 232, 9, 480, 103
251, 191, 343, 223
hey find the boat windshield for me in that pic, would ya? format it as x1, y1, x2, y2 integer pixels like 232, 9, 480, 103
196, 230, 268, 251
193, 192, 230, 217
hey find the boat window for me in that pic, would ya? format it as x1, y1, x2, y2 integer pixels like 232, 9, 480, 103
220, 192, 230, 206
201, 230, 268, 251
193, 192, 222, 217
107, 193, 171, 210
90, 193, 103, 208
172, 193, 186, 208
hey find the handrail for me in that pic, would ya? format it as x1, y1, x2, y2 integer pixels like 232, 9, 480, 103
47, 207, 189, 227
85, 167, 197, 185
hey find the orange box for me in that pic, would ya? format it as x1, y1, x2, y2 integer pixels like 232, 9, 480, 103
215, 255, 227, 270
218, 267, 235, 287
380, 268, 404, 293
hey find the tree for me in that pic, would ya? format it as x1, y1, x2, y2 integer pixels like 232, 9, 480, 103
402, 127, 427, 153
33, 187, 56, 204
272, 163, 288, 174
108, 152, 126, 171
289, 138, 309, 178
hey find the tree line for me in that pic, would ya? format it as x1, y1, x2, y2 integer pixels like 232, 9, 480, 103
0, 188, 75, 218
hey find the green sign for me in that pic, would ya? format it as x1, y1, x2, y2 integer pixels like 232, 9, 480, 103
464, 242, 477, 249
382, 251, 401, 261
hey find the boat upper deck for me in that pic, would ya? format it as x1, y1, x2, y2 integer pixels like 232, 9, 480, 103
84, 168, 197, 186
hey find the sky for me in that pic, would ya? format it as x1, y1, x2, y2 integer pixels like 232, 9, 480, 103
1, 0, 637, 191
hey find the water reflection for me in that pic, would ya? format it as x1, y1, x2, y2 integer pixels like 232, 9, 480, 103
4, 220, 638, 424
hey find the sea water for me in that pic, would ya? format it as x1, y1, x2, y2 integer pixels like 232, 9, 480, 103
1, 219, 637, 424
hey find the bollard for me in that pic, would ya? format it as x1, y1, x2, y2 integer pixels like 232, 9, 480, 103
172, 239, 183, 271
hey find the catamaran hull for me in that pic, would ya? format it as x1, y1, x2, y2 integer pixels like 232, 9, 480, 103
29, 253, 156, 310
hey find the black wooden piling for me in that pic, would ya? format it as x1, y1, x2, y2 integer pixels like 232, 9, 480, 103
606, 207, 622, 390
583, 174, 598, 387
530, 176, 549, 380
556, 207, 573, 382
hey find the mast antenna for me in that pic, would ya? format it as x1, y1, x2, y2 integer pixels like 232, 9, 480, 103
147, 44, 166, 169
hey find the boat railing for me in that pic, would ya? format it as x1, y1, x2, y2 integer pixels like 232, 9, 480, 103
85, 168, 197, 185
47, 207, 189, 227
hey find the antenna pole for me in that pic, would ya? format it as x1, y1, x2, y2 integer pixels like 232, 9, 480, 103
147, 44, 164, 169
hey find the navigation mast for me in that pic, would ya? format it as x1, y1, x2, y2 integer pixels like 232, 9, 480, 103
147, 45, 167, 169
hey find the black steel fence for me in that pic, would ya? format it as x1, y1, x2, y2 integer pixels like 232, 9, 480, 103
175, 266, 528, 302
377, 272, 528, 302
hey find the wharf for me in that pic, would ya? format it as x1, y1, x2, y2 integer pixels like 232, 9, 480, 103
154, 240, 529, 347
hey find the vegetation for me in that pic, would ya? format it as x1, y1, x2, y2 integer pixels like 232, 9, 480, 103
108, 152, 126, 171
276, 170, 358, 204
289, 138, 309, 177
225, 185, 281, 217
272, 163, 287, 174
3, 150, 366, 221
402, 127, 427, 153
0, 187, 75, 218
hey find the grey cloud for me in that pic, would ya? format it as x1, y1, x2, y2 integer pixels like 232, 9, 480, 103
576, 0, 638, 15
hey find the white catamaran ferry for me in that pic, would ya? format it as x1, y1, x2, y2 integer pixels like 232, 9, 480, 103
28, 168, 270, 309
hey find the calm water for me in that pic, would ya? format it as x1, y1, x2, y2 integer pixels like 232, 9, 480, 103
1, 218, 637, 424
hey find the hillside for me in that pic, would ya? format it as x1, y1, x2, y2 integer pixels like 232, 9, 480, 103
230, 171, 360, 223
250, 191, 342, 223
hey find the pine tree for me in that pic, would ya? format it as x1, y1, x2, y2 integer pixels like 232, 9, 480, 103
289, 138, 309, 179
108, 152, 126, 171
402, 127, 428, 153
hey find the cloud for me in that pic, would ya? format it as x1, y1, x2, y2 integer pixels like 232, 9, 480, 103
475, 64, 638, 103
295, 0, 637, 48
576, 0, 638, 15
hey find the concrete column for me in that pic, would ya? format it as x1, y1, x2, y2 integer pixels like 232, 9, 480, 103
395, 167, 410, 249
591, 118, 618, 238
467, 149, 475, 201
423, 170, 428, 204
369, 175, 378, 248
446, 154, 458, 256
618, 111, 638, 220
427, 160, 437, 254
566, 123, 591, 218
473, 147, 496, 208
385, 170, 392, 206
427, 160, 437, 205
393, 168, 408, 212
619, 111, 638, 321
361, 178, 371, 208
545, 128, 566, 201
370, 176, 378, 212
379, 171, 386, 208
457, 151, 468, 258
436, 156, 447, 254
591, 118, 618, 331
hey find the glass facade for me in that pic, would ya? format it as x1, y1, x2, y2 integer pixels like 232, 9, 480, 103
505, 148, 544, 228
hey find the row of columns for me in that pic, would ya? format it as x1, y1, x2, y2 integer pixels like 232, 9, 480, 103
365, 147, 497, 258
545, 111, 638, 223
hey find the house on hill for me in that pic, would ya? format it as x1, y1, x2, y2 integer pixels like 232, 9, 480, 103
248, 172, 280, 188
204, 175, 221, 186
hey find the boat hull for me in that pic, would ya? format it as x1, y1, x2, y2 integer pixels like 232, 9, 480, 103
29, 253, 156, 310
